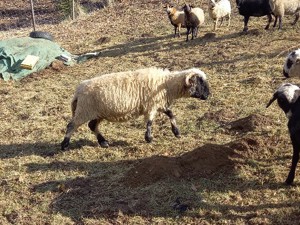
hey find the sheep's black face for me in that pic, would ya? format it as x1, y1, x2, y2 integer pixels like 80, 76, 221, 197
190, 76, 210, 100
277, 93, 292, 114
183, 4, 192, 13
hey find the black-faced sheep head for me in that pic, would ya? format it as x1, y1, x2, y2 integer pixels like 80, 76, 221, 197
185, 68, 210, 100
182, 3, 193, 13
283, 49, 300, 78
266, 83, 300, 117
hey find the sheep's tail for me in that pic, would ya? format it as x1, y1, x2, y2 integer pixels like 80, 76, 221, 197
71, 96, 78, 118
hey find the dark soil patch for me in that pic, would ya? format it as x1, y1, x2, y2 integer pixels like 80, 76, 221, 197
199, 109, 237, 124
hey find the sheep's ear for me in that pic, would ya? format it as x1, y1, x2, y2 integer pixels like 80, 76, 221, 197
293, 89, 300, 101
185, 73, 197, 87
266, 94, 277, 108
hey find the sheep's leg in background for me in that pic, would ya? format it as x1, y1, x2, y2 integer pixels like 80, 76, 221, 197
214, 18, 218, 30
292, 12, 299, 25
164, 109, 181, 138
88, 119, 108, 148
265, 14, 272, 29
174, 26, 178, 38
273, 15, 278, 28
177, 24, 181, 37
61, 119, 85, 150
243, 15, 250, 32
278, 16, 283, 29
186, 27, 191, 41
144, 110, 157, 143
227, 14, 231, 27
285, 134, 300, 184
219, 17, 224, 27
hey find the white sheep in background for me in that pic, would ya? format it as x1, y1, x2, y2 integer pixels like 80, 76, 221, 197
266, 83, 300, 184
183, 4, 205, 41
208, 0, 231, 30
283, 49, 300, 78
269, 0, 300, 29
61, 67, 210, 150
165, 4, 186, 37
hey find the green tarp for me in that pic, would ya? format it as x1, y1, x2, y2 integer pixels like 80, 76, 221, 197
0, 37, 73, 81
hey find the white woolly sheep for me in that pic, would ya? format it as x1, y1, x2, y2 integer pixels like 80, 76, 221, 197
165, 4, 186, 37
269, 0, 300, 29
182, 4, 205, 41
266, 83, 300, 184
208, 0, 231, 30
61, 67, 210, 150
283, 49, 300, 78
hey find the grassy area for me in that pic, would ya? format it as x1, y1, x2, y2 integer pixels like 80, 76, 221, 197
1, 0, 300, 224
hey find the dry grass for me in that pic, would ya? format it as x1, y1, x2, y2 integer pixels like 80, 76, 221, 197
1, 0, 300, 224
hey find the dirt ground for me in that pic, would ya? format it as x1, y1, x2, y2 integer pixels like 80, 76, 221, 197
1, 0, 300, 224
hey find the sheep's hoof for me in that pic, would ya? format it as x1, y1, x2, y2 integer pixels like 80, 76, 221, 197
285, 178, 294, 185
61, 137, 70, 151
145, 135, 153, 143
100, 141, 109, 148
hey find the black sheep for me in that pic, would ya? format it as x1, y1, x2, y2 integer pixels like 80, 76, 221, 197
267, 83, 300, 185
236, 0, 273, 31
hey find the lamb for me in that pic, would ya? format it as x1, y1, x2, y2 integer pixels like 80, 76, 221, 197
182, 4, 205, 41
165, 4, 186, 37
269, 0, 300, 29
61, 67, 210, 150
266, 83, 300, 184
283, 49, 300, 78
208, 0, 232, 30
236, 0, 273, 32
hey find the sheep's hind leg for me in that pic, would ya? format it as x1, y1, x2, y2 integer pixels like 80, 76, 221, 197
164, 109, 181, 138
61, 119, 85, 150
265, 14, 272, 29
88, 119, 109, 148
292, 13, 299, 25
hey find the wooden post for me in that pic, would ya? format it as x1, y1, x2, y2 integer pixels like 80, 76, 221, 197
72, 0, 75, 20
30, 0, 36, 31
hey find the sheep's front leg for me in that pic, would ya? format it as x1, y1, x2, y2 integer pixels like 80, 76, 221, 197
285, 134, 300, 185
144, 111, 157, 143
145, 120, 153, 143
164, 109, 181, 138
243, 15, 249, 32
88, 119, 109, 148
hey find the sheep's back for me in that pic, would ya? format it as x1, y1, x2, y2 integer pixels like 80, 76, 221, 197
237, 0, 272, 16
169, 11, 186, 27
283, 0, 300, 14
209, 1, 231, 19
188, 8, 205, 26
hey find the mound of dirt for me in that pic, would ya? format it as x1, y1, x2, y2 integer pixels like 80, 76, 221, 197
227, 114, 274, 133
123, 134, 273, 187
